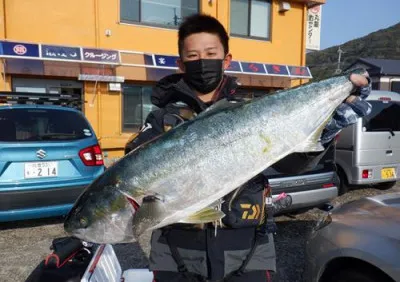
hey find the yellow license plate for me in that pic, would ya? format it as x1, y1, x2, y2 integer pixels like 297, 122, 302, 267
381, 168, 396, 179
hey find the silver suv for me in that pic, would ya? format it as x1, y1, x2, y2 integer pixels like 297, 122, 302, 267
264, 141, 339, 212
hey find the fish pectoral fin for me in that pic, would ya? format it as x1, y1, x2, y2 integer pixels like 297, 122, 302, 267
178, 207, 225, 224
294, 139, 325, 153
135, 195, 166, 218
294, 115, 332, 153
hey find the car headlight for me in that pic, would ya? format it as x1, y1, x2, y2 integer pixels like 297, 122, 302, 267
314, 213, 332, 231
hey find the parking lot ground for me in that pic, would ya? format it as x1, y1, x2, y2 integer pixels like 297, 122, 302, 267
1, 184, 399, 282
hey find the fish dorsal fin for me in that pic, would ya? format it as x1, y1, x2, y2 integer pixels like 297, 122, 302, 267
197, 98, 244, 119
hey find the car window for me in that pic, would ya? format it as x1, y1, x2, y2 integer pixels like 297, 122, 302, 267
264, 143, 336, 177
363, 101, 400, 132
391, 81, 400, 94
0, 108, 93, 142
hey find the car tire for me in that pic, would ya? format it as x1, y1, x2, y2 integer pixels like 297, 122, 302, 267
336, 167, 350, 195
376, 181, 396, 190
329, 269, 392, 282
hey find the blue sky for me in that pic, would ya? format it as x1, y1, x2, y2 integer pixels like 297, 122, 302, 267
321, 0, 400, 49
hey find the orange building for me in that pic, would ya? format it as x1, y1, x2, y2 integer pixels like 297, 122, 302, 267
0, 0, 325, 162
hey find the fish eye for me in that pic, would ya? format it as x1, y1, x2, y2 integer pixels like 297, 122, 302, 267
80, 217, 89, 228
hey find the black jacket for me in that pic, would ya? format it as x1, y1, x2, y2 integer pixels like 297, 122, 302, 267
127, 73, 241, 150
128, 73, 331, 280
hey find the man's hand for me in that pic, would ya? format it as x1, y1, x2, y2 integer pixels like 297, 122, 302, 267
350, 73, 369, 88
346, 72, 370, 103
321, 70, 372, 145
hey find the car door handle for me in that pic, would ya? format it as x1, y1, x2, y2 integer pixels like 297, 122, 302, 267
386, 150, 393, 156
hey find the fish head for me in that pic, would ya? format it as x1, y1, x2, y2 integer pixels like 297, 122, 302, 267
64, 184, 146, 244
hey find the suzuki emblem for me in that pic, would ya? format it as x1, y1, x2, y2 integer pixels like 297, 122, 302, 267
36, 149, 47, 159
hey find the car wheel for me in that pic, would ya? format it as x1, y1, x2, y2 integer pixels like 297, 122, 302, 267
329, 269, 392, 282
336, 167, 350, 195
376, 181, 396, 190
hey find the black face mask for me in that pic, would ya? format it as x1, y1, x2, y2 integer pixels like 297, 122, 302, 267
183, 59, 224, 94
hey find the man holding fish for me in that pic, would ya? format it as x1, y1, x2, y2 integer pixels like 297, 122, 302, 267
64, 14, 371, 282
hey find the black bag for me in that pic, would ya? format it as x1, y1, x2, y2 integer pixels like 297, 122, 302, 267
221, 175, 266, 228
25, 237, 95, 282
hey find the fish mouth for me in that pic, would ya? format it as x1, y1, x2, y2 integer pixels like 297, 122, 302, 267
69, 216, 136, 244
66, 192, 143, 244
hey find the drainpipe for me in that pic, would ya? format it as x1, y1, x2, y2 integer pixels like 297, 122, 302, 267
2, 0, 7, 39
94, 0, 100, 48
300, 3, 307, 85
93, 0, 102, 140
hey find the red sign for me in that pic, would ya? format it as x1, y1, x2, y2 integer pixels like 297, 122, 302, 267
13, 45, 27, 55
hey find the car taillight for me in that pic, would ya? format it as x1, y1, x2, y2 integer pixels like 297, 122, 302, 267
323, 183, 334, 188
362, 169, 372, 179
79, 144, 104, 166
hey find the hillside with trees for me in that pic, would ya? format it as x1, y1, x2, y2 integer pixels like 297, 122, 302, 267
307, 22, 400, 80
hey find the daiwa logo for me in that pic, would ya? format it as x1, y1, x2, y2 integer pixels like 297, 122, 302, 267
240, 204, 261, 220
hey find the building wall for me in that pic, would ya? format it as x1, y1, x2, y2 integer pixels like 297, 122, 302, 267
1, 0, 307, 65
0, 0, 313, 159
380, 76, 400, 92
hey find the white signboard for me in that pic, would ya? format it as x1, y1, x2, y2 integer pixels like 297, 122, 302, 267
109, 83, 121, 92
78, 74, 125, 83
306, 5, 322, 51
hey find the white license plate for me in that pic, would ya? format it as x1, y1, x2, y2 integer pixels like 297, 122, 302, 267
24, 162, 58, 179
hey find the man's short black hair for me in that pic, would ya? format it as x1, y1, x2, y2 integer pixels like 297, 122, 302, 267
178, 14, 229, 57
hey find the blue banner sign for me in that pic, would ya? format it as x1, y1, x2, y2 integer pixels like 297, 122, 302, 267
0, 41, 39, 58
226, 61, 241, 72
288, 66, 312, 78
241, 62, 266, 74
41, 45, 81, 61
154, 55, 179, 67
265, 64, 289, 76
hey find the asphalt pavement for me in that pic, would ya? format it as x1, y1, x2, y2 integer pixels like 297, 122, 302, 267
0, 183, 398, 282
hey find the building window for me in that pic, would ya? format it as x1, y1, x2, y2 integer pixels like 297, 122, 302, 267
120, 0, 199, 27
122, 85, 158, 132
230, 0, 271, 39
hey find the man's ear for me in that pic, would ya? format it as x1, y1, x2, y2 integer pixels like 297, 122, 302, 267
223, 54, 233, 70
177, 58, 185, 73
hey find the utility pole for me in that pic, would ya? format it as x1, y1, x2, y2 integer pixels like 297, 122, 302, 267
334, 46, 345, 74
173, 8, 180, 26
